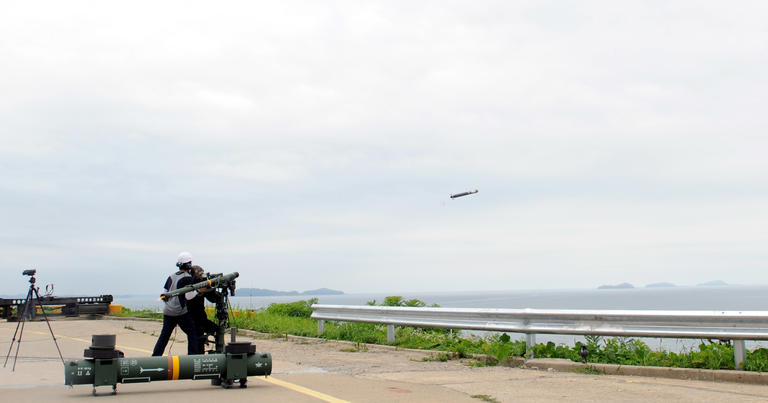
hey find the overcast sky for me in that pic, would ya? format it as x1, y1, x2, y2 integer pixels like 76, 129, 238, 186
1, 1, 767, 296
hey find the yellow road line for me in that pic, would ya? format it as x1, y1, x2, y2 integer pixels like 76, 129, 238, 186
30, 330, 153, 354
32, 331, 349, 402
259, 376, 350, 403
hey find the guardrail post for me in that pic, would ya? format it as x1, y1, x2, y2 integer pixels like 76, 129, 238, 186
318, 319, 325, 335
734, 339, 746, 370
387, 324, 395, 343
525, 333, 536, 359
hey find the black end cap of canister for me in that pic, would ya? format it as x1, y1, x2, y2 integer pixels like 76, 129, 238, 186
83, 334, 123, 359
90, 334, 116, 350
225, 342, 255, 354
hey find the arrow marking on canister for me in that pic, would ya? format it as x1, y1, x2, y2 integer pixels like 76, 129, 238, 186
139, 367, 165, 374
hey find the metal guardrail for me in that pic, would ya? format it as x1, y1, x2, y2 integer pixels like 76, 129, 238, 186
311, 304, 768, 370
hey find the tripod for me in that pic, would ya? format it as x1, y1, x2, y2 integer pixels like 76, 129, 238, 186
3, 270, 64, 371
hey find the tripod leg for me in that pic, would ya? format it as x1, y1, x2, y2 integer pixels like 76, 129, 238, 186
32, 287, 65, 365
2, 319, 22, 367
3, 289, 32, 368
11, 290, 35, 371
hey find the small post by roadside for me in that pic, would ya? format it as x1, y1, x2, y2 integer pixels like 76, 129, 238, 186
734, 339, 746, 370
526, 333, 536, 359
387, 324, 395, 343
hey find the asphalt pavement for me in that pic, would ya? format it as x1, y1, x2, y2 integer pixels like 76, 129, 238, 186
2, 317, 768, 402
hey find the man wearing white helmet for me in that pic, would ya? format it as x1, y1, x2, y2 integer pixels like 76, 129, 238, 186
151, 251, 200, 356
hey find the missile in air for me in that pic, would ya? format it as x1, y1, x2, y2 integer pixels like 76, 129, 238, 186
450, 189, 478, 199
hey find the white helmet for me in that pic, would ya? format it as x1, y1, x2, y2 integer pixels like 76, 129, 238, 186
176, 251, 193, 267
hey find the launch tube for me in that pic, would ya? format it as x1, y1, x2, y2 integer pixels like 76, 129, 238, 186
161, 272, 239, 300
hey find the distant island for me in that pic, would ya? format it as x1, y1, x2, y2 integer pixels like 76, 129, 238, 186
697, 280, 728, 287
237, 287, 344, 296
646, 282, 676, 288
596, 280, 730, 289
597, 282, 634, 290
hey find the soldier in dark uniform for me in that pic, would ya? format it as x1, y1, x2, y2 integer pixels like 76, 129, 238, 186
188, 265, 219, 354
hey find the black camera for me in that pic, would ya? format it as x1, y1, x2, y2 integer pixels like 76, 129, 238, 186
22, 269, 36, 276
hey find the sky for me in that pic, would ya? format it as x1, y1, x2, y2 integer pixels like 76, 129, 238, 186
1, 1, 767, 296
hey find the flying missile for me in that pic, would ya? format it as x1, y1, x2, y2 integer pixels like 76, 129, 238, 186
450, 189, 478, 199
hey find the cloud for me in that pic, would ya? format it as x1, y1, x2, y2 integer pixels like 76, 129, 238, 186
1, 1, 767, 294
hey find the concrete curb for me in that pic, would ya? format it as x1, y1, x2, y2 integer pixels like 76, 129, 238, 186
525, 358, 768, 385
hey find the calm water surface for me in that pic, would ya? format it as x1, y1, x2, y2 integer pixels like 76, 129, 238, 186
115, 285, 768, 311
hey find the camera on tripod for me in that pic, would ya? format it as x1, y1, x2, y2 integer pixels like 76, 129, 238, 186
4, 269, 64, 371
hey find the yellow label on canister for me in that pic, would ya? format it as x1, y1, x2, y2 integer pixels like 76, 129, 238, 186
172, 356, 180, 380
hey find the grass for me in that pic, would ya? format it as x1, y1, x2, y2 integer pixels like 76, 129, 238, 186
422, 352, 459, 362
115, 297, 767, 372
471, 394, 500, 402
110, 307, 162, 320
573, 365, 604, 375
532, 338, 740, 370
339, 345, 369, 352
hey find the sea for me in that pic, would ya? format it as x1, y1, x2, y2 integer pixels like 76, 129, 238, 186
112, 285, 768, 352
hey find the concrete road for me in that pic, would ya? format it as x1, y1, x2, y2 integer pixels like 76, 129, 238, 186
2, 317, 768, 402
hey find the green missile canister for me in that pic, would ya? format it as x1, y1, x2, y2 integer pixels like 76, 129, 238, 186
65, 335, 271, 395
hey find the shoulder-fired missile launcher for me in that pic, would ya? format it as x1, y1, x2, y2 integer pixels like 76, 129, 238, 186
160, 271, 239, 300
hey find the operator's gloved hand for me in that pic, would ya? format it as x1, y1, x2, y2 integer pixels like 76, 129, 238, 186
161, 293, 170, 301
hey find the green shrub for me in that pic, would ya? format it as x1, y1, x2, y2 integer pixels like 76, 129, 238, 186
482, 333, 525, 362
264, 298, 317, 318
230, 310, 318, 337
110, 307, 162, 319
336, 322, 384, 344
447, 337, 479, 358
746, 348, 768, 372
